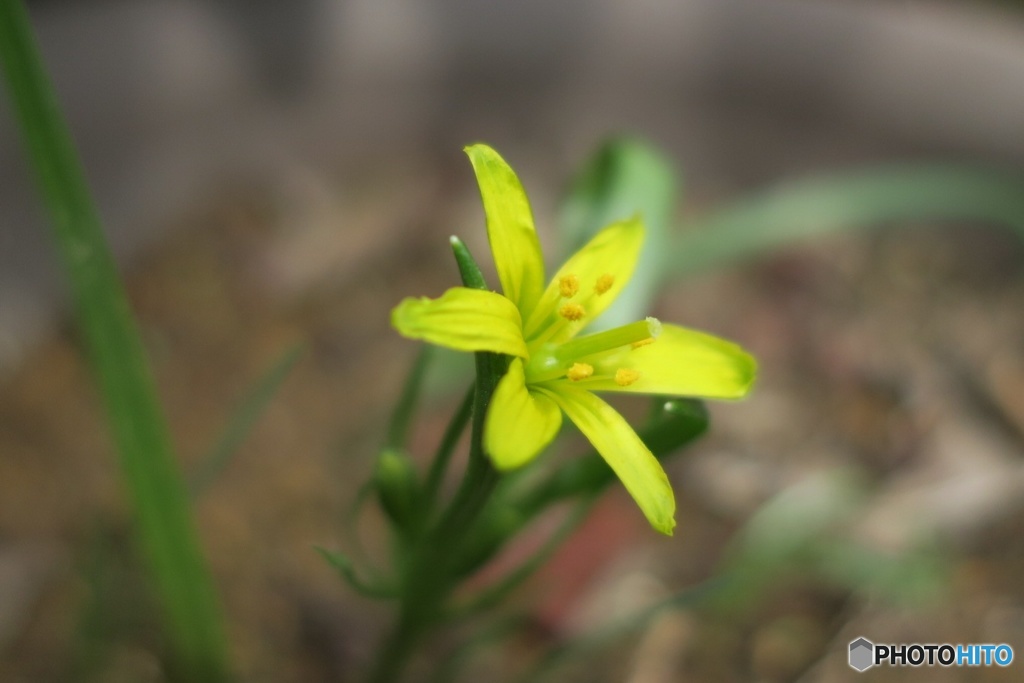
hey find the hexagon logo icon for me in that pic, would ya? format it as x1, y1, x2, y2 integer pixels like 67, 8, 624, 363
849, 637, 874, 671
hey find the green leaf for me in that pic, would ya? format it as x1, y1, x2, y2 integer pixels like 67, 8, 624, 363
559, 137, 679, 329
665, 165, 1024, 278
713, 470, 866, 610
315, 547, 397, 599
817, 539, 947, 606
714, 470, 948, 610
0, 2, 228, 679
642, 398, 710, 456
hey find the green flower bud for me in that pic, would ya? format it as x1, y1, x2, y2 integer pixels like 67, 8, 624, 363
374, 448, 420, 532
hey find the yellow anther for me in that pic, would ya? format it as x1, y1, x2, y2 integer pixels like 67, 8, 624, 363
615, 368, 641, 386
567, 363, 594, 381
559, 303, 585, 321
559, 274, 580, 298
594, 273, 615, 295
630, 337, 655, 349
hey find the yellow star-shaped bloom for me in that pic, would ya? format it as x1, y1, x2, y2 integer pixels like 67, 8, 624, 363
392, 144, 756, 535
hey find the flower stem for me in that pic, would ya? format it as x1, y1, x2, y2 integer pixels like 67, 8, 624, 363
433, 352, 503, 539
386, 346, 433, 451
422, 387, 474, 511
366, 238, 507, 682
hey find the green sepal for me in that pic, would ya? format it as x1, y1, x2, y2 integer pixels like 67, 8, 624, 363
450, 235, 488, 290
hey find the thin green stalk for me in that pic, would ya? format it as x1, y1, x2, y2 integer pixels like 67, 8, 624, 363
0, 2, 228, 680
422, 387, 474, 510
365, 238, 506, 683
367, 361, 501, 683
432, 360, 502, 542
432, 236, 505, 542
366, 617, 421, 683
386, 346, 433, 451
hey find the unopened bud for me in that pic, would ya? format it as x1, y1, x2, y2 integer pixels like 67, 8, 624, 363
374, 448, 420, 530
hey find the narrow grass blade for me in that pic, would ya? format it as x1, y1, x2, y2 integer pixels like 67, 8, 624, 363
666, 165, 1024, 278
190, 345, 303, 498
0, 2, 229, 679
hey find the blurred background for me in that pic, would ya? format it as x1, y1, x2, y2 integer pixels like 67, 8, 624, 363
2, 0, 1024, 680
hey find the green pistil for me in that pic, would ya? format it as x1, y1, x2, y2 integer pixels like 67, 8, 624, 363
526, 317, 660, 383
557, 317, 660, 362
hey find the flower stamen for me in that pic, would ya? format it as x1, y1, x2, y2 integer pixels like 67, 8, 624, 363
559, 274, 580, 298
559, 303, 585, 321
567, 362, 594, 381
595, 273, 615, 295
631, 338, 655, 349
615, 368, 641, 386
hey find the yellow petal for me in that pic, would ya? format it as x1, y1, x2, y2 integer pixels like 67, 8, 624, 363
577, 324, 756, 398
524, 217, 644, 345
538, 384, 675, 535
465, 144, 546, 322
485, 359, 562, 469
392, 287, 528, 357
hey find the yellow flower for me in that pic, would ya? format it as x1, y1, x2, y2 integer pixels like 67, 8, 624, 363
392, 144, 756, 535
